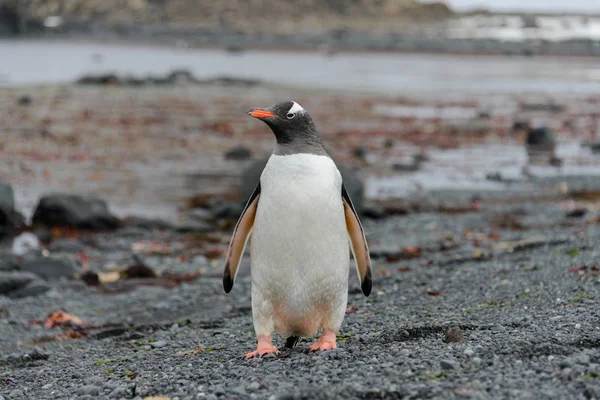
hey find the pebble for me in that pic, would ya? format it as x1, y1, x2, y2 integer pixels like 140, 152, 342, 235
248, 382, 261, 391
78, 385, 100, 396
576, 354, 590, 365
472, 357, 482, 367
441, 360, 458, 370
464, 348, 475, 357
150, 340, 168, 348
232, 385, 247, 396
559, 360, 572, 369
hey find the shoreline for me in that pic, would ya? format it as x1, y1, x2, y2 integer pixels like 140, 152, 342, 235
5, 31, 600, 59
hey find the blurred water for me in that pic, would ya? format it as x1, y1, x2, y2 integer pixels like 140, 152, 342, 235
2, 40, 600, 95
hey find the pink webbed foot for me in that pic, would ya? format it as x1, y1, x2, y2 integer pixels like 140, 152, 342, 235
245, 335, 280, 359
309, 329, 337, 352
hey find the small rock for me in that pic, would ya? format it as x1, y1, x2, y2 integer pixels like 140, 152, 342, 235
464, 348, 475, 357
150, 340, 167, 348
472, 357, 482, 367
232, 385, 247, 396
248, 382, 261, 391
225, 146, 252, 161
18, 95, 32, 106
78, 385, 100, 396
444, 326, 464, 343
559, 360, 572, 369
440, 360, 457, 370
576, 354, 591, 365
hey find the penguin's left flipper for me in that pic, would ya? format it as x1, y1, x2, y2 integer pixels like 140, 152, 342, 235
342, 185, 372, 297
223, 183, 261, 293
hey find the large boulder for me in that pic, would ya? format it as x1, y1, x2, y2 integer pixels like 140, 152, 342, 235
32, 194, 119, 230
241, 157, 364, 214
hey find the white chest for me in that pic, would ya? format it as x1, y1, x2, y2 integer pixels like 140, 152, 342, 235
251, 153, 348, 273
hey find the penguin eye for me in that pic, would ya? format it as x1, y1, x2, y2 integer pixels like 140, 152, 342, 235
286, 112, 295, 120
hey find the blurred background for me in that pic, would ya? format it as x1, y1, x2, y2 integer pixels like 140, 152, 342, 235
1, 0, 600, 247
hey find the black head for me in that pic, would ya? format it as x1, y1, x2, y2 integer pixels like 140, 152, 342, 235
248, 101, 326, 155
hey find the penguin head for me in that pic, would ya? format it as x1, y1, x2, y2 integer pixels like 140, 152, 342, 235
248, 101, 321, 146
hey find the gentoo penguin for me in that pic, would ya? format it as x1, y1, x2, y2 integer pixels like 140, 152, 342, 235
223, 101, 372, 358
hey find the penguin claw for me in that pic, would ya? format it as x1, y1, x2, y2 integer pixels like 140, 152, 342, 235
245, 335, 280, 359
309, 340, 337, 352
244, 346, 280, 359
309, 329, 337, 352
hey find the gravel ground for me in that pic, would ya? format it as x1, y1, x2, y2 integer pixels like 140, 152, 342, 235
1, 198, 600, 400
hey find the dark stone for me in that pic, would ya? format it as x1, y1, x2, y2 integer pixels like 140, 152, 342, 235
361, 205, 387, 220
522, 15, 539, 29
80, 271, 100, 286
224, 146, 252, 161
19, 256, 77, 280
512, 121, 529, 132
241, 157, 364, 214
8, 280, 51, 298
165, 69, 199, 84
92, 328, 127, 340
32, 194, 119, 230
18, 95, 32, 106
526, 127, 555, 150
353, 146, 368, 159
566, 209, 587, 218
76, 74, 120, 85
0, 180, 23, 239
0, 4, 20, 36
121, 262, 156, 279
0, 271, 39, 295
444, 326, 465, 343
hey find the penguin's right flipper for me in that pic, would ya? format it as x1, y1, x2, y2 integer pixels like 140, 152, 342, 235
342, 185, 372, 297
223, 183, 261, 293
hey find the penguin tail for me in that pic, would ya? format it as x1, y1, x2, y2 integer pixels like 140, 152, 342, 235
285, 335, 300, 348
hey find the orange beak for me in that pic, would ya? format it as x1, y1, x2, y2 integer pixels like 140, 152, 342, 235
248, 108, 276, 119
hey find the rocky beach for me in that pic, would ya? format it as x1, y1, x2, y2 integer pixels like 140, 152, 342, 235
2, 0, 600, 394
0, 59, 599, 399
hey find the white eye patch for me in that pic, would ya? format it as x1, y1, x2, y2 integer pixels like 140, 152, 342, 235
288, 101, 304, 114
